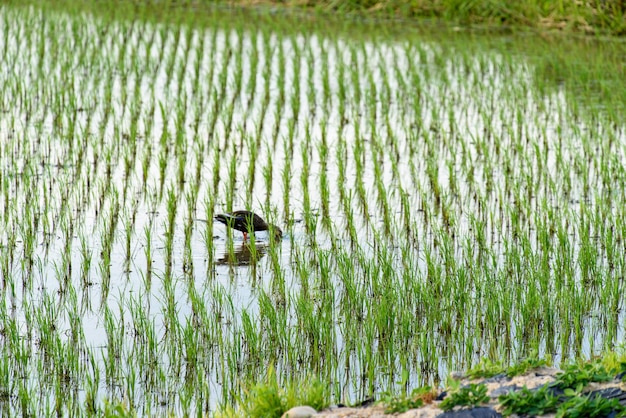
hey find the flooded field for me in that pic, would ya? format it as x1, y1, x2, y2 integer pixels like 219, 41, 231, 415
1, 2, 626, 415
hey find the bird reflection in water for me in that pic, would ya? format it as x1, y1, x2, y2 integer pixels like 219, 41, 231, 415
216, 242, 269, 266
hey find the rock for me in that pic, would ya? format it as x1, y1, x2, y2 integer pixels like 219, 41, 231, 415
436, 407, 501, 417
282, 405, 318, 418
488, 384, 519, 397
588, 386, 626, 406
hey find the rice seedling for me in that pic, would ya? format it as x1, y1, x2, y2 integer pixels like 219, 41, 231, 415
1, 0, 626, 415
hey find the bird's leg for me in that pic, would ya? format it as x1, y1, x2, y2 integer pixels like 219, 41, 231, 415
243, 232, 248, 241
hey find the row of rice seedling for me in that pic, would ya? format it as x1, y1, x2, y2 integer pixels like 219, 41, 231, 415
0, 1, 625, 415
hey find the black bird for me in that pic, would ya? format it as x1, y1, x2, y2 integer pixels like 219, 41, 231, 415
214, 210, 283, 241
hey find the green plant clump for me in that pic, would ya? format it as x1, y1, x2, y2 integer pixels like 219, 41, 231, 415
598, 351, 626, 379
382, 394, 423, 414
102, 400, 137, 418
506, 353, 550, 377
556, 394, 626, 418
554, 361, 613, 390
468, 352, 550, 379
440, 383, 489, 412
499, 385, 561, 417
216, 369, 330, 418
380, 386, 436, 414
467, 358, 505, 379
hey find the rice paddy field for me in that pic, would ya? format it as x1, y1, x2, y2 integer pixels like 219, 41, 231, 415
1, 1, 626, 416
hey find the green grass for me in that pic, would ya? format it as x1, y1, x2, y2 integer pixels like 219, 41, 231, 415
556, 395, 626, 418
215, 368, 330, 418
499, 385, 562, 417
19, 0, 626, 36
0, 0, 625, 416
379, 385, 437, 414
439, 383, 490, 412
467, 350, 551, 379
